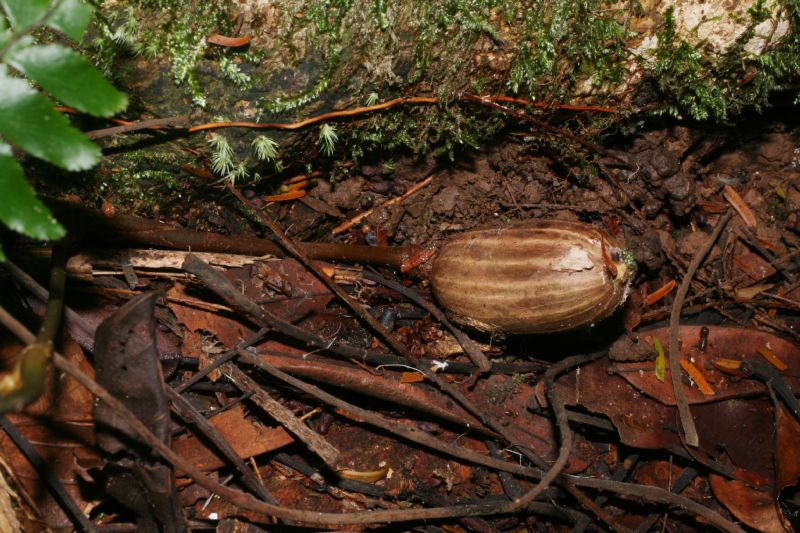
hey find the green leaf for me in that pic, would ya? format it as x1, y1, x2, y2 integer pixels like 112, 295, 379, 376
0, 69, 100, 170
9, 44, 127, 116
0, 0, 50, 29
46, 0, 94, 42
0, 243, 5, 261
0, 147, 65, 241
653, 337, 666, 383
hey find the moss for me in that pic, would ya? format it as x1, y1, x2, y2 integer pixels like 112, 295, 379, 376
90, 0, 235, 107
85, 0, 800, 192
509, 1, 630, 98
647, 1, 800, 122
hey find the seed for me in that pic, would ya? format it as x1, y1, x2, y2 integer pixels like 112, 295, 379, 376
430, 220, 635, 334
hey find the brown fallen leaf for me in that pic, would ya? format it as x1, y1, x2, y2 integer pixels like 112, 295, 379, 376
171, 405, 293, 471
709, 474, 788, 532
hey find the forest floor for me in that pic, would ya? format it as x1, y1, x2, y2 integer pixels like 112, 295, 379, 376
1, 109, 800, 532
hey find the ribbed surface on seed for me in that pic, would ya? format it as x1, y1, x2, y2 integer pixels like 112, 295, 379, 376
431, 220, 629, 334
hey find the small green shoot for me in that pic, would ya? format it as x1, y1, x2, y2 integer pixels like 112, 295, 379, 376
252, 134, 279, 162
319, 123, 338, 157
208, 133, 234, 175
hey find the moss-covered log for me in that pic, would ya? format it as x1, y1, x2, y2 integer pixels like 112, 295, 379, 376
85, 0, 799, 201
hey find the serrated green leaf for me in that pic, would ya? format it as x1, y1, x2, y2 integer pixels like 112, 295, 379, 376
9, 44, 127, 116
0, 71, 100, 170
0, 150, 65, 241
0, 0, 50, 29
46, 0, 93, 41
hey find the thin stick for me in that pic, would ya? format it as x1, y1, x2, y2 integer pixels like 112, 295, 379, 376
508, 353, 604, 511
235, 349, 536, 478
562, 475, 743, 533
0, 416, 93, 530
86, 116, 189, 140
222, 363, 341, 469
188, 97, 438, 133
669, 211, 732, 447
361, 270, 491, 373
165, 387, 275, 502
0, 303, 749, 531
331, 175, 435, 236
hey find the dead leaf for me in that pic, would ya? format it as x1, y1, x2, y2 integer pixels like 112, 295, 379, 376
93, 292, 185, 532
710, 474, 788, 532
724, 185, 758, 228
171, 405, 293, 471
611, 326, 799, 406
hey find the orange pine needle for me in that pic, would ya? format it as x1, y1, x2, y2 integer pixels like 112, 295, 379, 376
207, 34, 251, 47
264, 189, 306, 202
645, 279, 676, 306
680, 360, 715, 396
284, 180, 310, 192
757, 346, 788, 371
711, 358, 743, 374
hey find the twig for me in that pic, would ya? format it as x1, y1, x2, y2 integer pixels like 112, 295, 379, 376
235, 349, 538, 478
737, 226, 795, 283
181, 254, 392, 362
0, 304, 750, 531
251, 351, 486, 430
173, 327, 269, 393
165, 387, 276, 503
669, 210, 732, 447
45, 198, 420, 268
0, 416, 93, 530
188, 97, 439, 133
331, 175, 435, 236
222, 363, 341, 469
226, 183, 421, 361
633, 466, 698, 533
361, 270, 491, 373
3, 258, 95, 337
86, 116, 189, 140
274, 453, 384, 498
563, 475, 743, 533
508, 352, 605, 511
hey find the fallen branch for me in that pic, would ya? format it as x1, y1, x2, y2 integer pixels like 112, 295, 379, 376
669, 210, 732, 447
